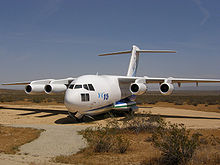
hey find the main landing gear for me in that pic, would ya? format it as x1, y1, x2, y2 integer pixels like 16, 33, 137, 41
68, 111, 94, 122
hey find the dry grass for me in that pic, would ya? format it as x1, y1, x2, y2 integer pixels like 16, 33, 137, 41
1, 89, 220, 109
0, 89, 64, 105
54, 132, 159, 165
141, 102, 220, 113
0, 125, 43, 154
54, 129, 220, 165
189, 147, 220, 165
54, 116, 220, 165
188, 129, 220, 165
137, 91, 220, 113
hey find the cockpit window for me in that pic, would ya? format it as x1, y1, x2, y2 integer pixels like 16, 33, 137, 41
74, 85, 82, 89
88, 84, 95, 91
83, 84, 89, 90
69, 84, 75, 89
70, 84, 94, 91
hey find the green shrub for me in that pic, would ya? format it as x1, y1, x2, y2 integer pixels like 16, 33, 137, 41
79, 121, 130, 154
122, 114, 163, 134
151, 121, 201, 165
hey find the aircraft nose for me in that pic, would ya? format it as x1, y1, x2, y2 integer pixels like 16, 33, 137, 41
64, 89, 80, 112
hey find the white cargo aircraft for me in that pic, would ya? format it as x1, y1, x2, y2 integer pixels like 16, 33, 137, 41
3, 45, 220, 121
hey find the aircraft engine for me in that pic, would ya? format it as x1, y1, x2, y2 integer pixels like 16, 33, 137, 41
159, 83, 174, 95
25, 84, 45, 95
130, 83, 147, 95
44, 84, 67, 94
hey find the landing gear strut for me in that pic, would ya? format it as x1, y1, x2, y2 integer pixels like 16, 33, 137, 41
68, 111, 94, 122
68, 111, 80, 122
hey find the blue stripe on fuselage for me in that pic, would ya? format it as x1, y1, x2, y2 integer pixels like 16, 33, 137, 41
86, 104, 114, 112
86, 95, 137, 112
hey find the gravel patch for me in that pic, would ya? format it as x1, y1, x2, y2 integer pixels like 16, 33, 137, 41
7, 124, 89, 158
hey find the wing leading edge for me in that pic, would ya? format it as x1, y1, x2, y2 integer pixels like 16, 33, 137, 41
117, 76, 220, 85
2, 78, 75, 86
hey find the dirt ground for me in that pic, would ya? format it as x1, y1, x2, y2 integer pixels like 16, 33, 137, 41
1, 103, 220, 128
0, 103, 220, 164
144, 102, 220, 113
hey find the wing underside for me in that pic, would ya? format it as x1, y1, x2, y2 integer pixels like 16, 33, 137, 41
2, 78, 76, 94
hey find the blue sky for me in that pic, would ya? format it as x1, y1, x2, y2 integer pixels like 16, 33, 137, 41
0, 0, 220, 89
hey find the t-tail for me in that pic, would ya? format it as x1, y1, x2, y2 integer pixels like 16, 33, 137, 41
99, 45, 176, 77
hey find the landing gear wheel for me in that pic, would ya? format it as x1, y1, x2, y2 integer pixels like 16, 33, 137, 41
125, 108, 135, 118
68, 111, 80, 122
81, 115, 95, 122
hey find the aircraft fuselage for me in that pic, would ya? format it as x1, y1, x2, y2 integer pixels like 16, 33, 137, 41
64, 75, 133, 118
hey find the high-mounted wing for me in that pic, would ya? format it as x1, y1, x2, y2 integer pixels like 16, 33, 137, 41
117, 76, 220, 84
144, 77, 220, 84
2, 78, 75, 94
2, 79, 53, 86
117, 76, 220, 96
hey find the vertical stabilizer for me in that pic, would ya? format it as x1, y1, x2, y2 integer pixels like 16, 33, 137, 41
127, 45, 140, 77
98, 45, 176, 77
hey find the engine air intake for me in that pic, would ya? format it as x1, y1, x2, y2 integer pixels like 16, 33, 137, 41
130, 84, 139, 93
25, 85, 32, 93
130, 83, 147, 95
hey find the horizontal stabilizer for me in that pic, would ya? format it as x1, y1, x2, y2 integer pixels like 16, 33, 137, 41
99, 45, 176, 77
98, 49, 176, 56
137, 50, 176, 53
98, 50, 131, 56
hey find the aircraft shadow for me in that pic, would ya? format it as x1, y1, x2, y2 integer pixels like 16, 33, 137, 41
56, 112, 220, 125
55, 111, 126, 124
132, 113, 220, 120
139, 106, 153, 108
1, 106, 220, 124
158, 114, 220, 120
55, 116, 79, 124
0, 106, 68, 118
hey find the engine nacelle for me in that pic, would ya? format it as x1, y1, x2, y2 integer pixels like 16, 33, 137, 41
44, 84, 67, 94
160, 83, 174, 95
130, 83, 147, 95
25, 84, 45, 95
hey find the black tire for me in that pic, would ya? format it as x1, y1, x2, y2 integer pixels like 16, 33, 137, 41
68, 111, 80, 122
81, 115, 95, 122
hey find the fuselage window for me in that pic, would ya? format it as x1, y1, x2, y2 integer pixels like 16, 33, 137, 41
74, 85, 82, 89
81, 93, 90, 102
69, 84, 75, 89
83, 84, 89, 90
88, 84, 95, 91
